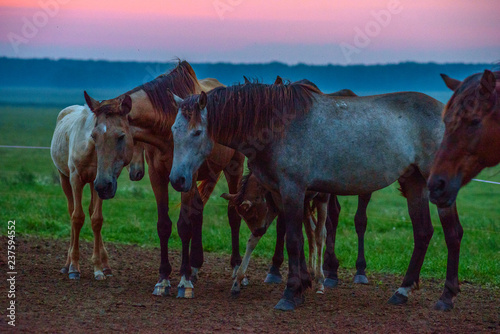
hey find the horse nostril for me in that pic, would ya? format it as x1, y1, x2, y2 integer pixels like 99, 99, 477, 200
436, 179, 446, 191
178, 176, 185, 186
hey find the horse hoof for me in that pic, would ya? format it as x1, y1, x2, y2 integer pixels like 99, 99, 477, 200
68, 272, 80, 280
94, 271, 106, 280
241, 277, 249, 286
434, 300, 453, 311
274, 298, 296, 311
324, 278, 339, 288
152, 279, 171, 297
191, 268, 200, 283
177, 287, 194, 299
353, 275, 369, 284
103, 268, 113, 277
231, 288, 241, 297
316, 284, 325, 294
60, 267, 69, 274
387, 291, 408, 305
264, 273, 282, 284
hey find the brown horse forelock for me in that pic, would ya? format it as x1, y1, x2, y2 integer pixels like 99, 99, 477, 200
180, 81, 322, 143
444, 71, 500, 132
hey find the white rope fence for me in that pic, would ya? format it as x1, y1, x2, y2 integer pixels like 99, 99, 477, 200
1, 144, 499, 185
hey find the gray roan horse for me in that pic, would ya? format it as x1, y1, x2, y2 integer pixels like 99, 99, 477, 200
169, 81, 462, 311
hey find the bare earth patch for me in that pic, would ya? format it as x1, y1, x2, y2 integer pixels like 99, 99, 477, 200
0, 236, 498, 333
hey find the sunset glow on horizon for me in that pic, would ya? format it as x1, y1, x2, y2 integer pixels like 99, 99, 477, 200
1, 0, 499, 64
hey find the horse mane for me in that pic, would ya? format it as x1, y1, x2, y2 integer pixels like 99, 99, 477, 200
180, 81, 322, 143
444, 71, 500, 130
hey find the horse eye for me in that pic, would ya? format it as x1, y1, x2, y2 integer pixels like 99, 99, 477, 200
193, 130, 202, 137
117, 133, 126, 141
469, 119, 481, 127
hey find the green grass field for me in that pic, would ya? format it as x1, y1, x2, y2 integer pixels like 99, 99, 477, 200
1, 105, 499, 286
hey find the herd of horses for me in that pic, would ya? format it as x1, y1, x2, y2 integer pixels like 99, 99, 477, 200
50, 60, 499, 312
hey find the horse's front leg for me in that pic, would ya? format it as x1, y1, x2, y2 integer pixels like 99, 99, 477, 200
176, 185, 203, 299
231, 233, 261, 296
274, 187, 309, 311
149, 168, 173, 297
353, 193, 371, 284
67, 173, 85, 280
264, 211, 285, 284
435, 204, 462, 311
89, 188, 109, 280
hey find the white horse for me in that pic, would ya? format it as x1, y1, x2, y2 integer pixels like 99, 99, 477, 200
51, 104, 145, 280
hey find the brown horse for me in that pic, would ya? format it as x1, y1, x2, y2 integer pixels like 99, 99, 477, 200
221, 171, 329, 295
51, 105, 145, 280
428, 70, 500, 207
84, 61, 245, 298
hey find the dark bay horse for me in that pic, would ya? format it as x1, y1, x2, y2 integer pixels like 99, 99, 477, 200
169, 82, 462, 311
51, 105, 145, 280
84, 61, 245, 298
428, 70, 500, 207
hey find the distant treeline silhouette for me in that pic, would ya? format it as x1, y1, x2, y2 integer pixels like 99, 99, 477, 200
0, 57, 494, 94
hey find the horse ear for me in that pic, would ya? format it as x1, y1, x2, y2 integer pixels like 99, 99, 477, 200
274, 76, 283, 85
478, 70, 497, 111
120, 95, 132, 115
440, 74, 461, 91
84, 91, 100, 112
198, 91, 207, 110
243, 76, 250, 84
220, 193, 237, 204
239, 200, 253, 212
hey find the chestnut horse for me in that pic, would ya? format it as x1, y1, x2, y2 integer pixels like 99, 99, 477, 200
170, 82, 461, 311
84, 61, 245, 298
221, 171, 330, 295
51, 105, 145, 280
428, 70, 500, 207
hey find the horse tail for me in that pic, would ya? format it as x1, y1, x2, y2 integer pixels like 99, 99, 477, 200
198, 171, 223, 205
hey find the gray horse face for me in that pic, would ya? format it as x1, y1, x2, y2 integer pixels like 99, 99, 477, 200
170, 93, 214, 192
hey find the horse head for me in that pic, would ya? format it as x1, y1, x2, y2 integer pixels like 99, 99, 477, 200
428, 70, 499, 207
84, 91, 136, 199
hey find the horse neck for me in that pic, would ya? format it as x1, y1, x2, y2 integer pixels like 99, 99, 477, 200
127, 89, 175, 152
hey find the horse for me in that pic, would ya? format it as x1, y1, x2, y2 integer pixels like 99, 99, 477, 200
169, 81, 462, 311
220, 79, 372, 293
428, 70, 500, 207
84, 61, 245, 298
221, 171, 329, 295
50, 105, 145, 280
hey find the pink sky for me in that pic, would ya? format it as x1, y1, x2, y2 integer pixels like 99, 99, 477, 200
0, 0, 499, 64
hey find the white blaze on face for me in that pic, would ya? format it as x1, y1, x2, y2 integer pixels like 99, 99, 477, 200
103, 125, 107, 133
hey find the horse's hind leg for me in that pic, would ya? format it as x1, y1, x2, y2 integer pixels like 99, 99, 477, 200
314, 196, 328, 294
323, 195, 341, 288
59, 172, 74, 274
435, 204, 462, 311
303, 205, 316, 276
90, 188, 108, 280
353, 193, 371, 284
67, 174, 86, 280
388, 169, 433, 305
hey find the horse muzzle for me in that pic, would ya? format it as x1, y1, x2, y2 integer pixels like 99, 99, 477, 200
428, 174, 462, 208
129, 167, 144, 182
94, 177, 118, 200
169, 170, 192, 193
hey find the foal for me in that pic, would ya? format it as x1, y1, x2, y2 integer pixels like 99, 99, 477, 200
51, 104, 144, 280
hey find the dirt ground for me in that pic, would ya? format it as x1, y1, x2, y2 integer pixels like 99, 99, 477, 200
0, 235, 498, 333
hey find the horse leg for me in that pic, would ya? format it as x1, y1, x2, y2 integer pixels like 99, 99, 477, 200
231, 233, 262, 296
303, 204, 316, 277
67, 174, 85, 280
264, 211, 285, 284
176, 186, 203, 299
275, 186, 310, 311
314, 197, 328, 294
388, 170, 433, 305
323, 195, 341, 288
149, 168, 173, 296
59, 172, 74, 274
224, 163, 244, 280
188, 185, 204, 283
353, 193, 371, 284
89, 188, 107, 280
435, 204, 462, 311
